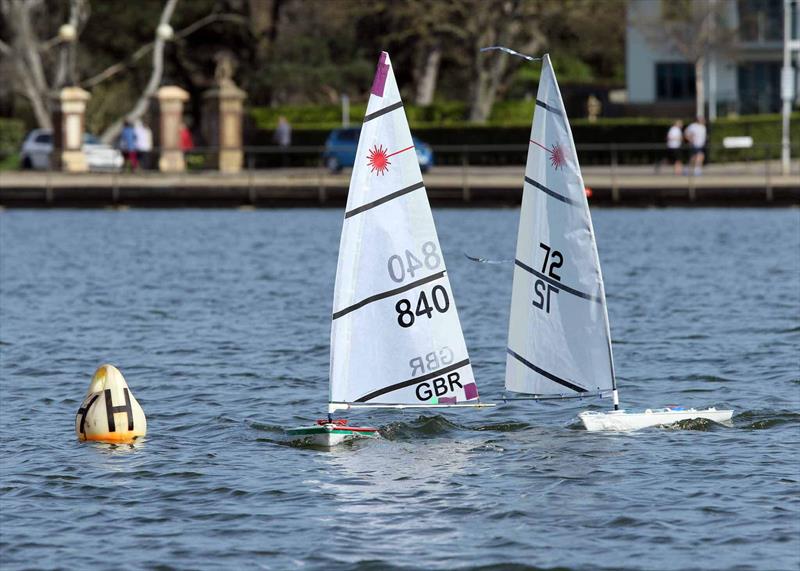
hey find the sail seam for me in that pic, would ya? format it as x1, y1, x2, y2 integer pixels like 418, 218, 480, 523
332, 270, 446, 320
363, 101, 404, 122
345, 181, 424, 219
514, 259, 601, 303
354, 358, 471, 402
524, 176, 575, 205
535, 99, 563, 116
506, 349, 588, 393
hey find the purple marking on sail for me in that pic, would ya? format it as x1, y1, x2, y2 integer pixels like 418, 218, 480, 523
464, 383, 479, 400
371, 52, 389, 97
438, 396, 457, 405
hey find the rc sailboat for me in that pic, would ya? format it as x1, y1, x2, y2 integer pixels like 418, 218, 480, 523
503, 53, 732, 431
288, 52, 490, 447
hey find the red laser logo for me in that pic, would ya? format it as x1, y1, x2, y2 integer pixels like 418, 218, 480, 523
530, 139, 567, 170
367, 144, 415, 175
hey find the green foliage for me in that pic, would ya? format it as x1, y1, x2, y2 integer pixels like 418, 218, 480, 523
85, 79, 138, 136
250, 101, 470, 129
405, 101, 469, 125
0, 154, 20, 172
708, 114, 800, 160
0, 118, 26, 164
488, 100, 537, 125
248, 112, 799, 166
186, 154, 206, 171
250, 104, 366, 130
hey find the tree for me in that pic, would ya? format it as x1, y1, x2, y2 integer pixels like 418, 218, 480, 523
0, 0, 89, 129
457, 0, 555, 123
377, 1, 464, 106
633, 0, 734, 119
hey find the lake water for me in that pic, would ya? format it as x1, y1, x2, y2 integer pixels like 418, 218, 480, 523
1, 208, 798, 571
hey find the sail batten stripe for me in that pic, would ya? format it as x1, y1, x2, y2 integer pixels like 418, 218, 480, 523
363, 101, 403, 122
507, 349, 588, 393
514, 259, 601, 303
345, 181, 424, 219
332, 270, 446, 320
524, 176, 575, 205
535, 99, 563, 116
355, 358, 470, 402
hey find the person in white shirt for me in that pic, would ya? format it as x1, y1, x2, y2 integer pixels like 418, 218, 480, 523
684, 117, 707, 175
134, 120, 153, 170
666, 120, 684, 175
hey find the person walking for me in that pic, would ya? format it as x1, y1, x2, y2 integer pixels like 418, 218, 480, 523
273, 116, 292, 167
119, 120, 139, 172
134, 120, 152, 170
179, 121, 194, 152
684, 117, 707, 175
666, 119, 684, 175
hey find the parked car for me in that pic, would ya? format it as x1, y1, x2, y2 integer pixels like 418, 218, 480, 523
322, 127, 434, 173
20, 129, 124, 171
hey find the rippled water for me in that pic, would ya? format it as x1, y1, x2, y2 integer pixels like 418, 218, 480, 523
1, 208, 798, 571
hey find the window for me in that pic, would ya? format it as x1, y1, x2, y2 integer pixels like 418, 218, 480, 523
738, 0, 783, 42
656, 63, 696, 100
737, 61, 781, 113
34, 133, 52, 144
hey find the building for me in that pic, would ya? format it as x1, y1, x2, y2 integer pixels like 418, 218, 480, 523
626, 0, 799, 116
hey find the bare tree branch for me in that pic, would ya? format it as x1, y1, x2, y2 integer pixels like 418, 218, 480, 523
100, 0, 179, 143
2, 0, 52, 128
82, 12, 244, 89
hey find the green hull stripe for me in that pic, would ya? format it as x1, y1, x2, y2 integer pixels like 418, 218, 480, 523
287, 427, 379, 436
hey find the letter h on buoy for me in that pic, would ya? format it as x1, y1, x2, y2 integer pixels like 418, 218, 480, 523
76, 364, 146, 443
105, 388, 134, 432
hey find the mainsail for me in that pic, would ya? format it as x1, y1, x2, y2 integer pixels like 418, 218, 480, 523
505, 54, 617, 404
329, 52, 479, 411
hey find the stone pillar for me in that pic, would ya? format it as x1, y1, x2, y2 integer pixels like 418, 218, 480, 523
154, 85, 189, 172
202, 82, 246, 173
52, 87, 90, 172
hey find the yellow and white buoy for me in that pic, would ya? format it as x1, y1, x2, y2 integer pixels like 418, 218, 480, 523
75, 364, 146, 443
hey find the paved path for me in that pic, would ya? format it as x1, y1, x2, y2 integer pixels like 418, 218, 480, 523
1, 163, 797, 207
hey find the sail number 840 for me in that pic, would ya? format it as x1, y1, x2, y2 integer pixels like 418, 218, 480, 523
396, 285, 450, 328
387, 241, 441, 283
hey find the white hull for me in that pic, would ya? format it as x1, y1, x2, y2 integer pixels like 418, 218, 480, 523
307, 431, 365, 447
286, 423, 380, 448
579, 407, 733, 432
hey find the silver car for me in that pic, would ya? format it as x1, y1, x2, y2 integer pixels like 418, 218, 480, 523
20, 129, 124, 171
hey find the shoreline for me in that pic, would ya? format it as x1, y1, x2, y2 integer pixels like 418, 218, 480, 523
1, 165, 798, 207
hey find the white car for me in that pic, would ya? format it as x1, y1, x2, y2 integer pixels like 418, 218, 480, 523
20, 129, 124, 171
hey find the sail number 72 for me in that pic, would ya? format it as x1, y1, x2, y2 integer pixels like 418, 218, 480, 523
533, 242, 563, 313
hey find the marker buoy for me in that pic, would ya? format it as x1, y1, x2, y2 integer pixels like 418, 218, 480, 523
75, 364, 146, 443
584, 186, 593, 198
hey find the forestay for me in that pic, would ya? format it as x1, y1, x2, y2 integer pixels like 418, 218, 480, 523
505, 54, 616, 400
329, 52, 479, 410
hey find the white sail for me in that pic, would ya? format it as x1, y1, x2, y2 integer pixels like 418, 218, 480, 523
505, 54, 616, 399
329, 52, 479, 409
